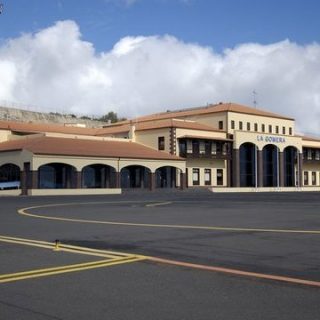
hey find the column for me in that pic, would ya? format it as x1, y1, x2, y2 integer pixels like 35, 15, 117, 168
149, 172, 155, 191
21, 162, 30, 195
279, 151, 284, 187
115, 172, 121, 188
101, 167, 106, 188
298, 153, 303, 187
232, 149, 240, 187
227, 159, 232, 187
180, 172, 187, 190
31, 171, 38, 189
257, 150, 263, 187
75, 171, 82, 189
20, 170, 27, 196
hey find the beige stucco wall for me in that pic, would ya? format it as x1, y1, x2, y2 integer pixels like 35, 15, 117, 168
0, 129, 10, 143
32, 155, 119, 171
227, 112, 295, 136
0, 150, 33, 170
135, 128, 171, 153
175, 128, 226, 139
29, 188, 122, 196
119, 158, 186, 173
32, 154, 186, 173
186, 158, 226, 187
179, 113, 227, 131
302, 139, 320, 149
234, 131, 302, 152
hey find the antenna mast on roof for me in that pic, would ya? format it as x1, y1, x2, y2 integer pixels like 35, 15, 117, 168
252, 90, 258, 109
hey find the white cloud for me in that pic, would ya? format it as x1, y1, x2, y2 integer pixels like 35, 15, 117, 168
0, 20, 320, 134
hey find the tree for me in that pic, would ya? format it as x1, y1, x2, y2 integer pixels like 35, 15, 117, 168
99, 111, 126, 123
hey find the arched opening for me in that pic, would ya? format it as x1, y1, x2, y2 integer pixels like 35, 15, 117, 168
263, 144, 279, 187
121, 166, 151, 189
38, 163, 76, 189
82, 164, 116, 188
239, 143, 257, 187
0, 164, 21, 189
155, 166, 180, 188
284, 146, 298, 187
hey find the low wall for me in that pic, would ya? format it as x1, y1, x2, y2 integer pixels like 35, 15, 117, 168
0, 189, 21, 196
28, 188, 122, 196
210, 187, 320, 193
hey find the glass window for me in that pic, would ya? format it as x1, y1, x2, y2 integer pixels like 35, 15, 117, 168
247, 122, 251, 131
269, 125, 272, 133
254, 123, 258, 132
276, 126, 279, 134
193, 168, 200, 186
204, 169, 211, 186
239, 121, 243, 130
289, 127, 293, 135
304, 171, 309, 185
219, 121, 223, 130
261, 124, 265, 132
192, 140, 199, 154
282, 127, 286, 135
231, 120, 235, 129
217, 169, 223, 186
312, 172, 316, 185
158, 137, 165, 150
179, 140, 186, 156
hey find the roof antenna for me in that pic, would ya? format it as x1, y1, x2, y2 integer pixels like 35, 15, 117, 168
252, 90, 258, 109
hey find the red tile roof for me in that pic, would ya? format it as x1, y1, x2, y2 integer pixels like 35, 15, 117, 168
108, 102, 294, 125
0, 136, 183, 161
96, 118, 221, 136
0, 120, 98, 135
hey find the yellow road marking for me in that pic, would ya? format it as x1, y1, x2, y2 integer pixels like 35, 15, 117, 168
0, 235, 146, 283
0, 235, 131, 259
0, 257, 145, 284
145, 201, 172, 207
18, 204, 320, 235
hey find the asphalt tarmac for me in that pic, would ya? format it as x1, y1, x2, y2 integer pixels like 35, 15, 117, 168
1, 190, 320, 319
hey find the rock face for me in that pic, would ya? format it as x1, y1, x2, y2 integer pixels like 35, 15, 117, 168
0, 106, 109, 128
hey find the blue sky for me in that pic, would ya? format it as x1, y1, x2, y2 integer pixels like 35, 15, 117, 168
0, 0, 320, 134
1, 0, 320, 52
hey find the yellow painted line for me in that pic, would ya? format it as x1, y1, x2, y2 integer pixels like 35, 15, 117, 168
0, 235, 138, 259
145, 201, 172, 207
147, 256, 320, 288
18, 205, 320, 235
0, 256, 145, 284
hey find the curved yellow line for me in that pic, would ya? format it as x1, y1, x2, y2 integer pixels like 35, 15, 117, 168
17, 201, 320, 235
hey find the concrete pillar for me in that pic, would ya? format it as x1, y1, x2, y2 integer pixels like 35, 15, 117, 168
31, 171, 38, 189
75, 171, 82, 189
298, 153, 303, 187
20, 170, 27, 195
257, 150, 263, 187
227, 159, 232, 187
149, 172, 155, 191
115, 172, 121, 188
180, 172, 187, 190
101, 167, 106, 188
232, 149, 240, 187
279, 152, 284, 187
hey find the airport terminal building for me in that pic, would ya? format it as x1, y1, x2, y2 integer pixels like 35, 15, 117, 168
0, 102, 320, 195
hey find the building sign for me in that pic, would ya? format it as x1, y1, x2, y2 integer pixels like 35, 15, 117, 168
257, 135, 286, 143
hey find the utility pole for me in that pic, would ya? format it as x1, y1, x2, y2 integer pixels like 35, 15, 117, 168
253, 90, 258, 108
